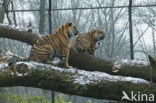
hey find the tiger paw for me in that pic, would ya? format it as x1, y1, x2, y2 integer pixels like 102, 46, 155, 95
66, 65, 72, 69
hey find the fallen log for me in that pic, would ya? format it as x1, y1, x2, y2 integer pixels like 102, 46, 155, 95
69, 51, 156, 82
0, 24, 156, 82
0, 58, 155, 101
0, 24, 39, 45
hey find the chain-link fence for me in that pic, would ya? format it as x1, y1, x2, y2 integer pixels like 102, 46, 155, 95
0, 0, 156, 103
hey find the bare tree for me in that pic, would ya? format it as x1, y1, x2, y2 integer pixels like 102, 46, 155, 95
94, 0, 129, 59
39, 0, 46, 34
133, 2, 156, 59
2, 0, 11, 24
0, 3, 4, 23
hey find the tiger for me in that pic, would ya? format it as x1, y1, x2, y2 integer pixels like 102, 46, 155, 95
9, 22, 79, 68
71, 29, 106, 56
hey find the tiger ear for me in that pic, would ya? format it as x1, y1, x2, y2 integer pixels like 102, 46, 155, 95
68, 23, 72, 27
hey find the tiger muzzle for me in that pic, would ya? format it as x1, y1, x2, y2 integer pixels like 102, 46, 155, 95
101, 36, 104, 40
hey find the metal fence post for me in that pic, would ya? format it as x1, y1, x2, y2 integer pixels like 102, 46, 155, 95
49, 0, 52, 34
51, 91, 55, 103
128, 0, 134, 59
48, 0, 55, 103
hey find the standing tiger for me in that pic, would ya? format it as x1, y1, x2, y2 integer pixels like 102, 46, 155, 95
71, 29, 106, 56
9, 22, 79, 68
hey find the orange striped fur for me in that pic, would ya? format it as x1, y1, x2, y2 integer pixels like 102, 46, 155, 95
9, 22, 79, 68
71, 29, 106, 56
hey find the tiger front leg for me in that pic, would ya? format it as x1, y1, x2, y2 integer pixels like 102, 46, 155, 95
90, 48, 96, 56
64, 48, 72, 68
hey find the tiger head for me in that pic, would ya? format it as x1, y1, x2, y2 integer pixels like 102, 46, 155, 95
90, 29, 106, 42
60, 22, 79, 38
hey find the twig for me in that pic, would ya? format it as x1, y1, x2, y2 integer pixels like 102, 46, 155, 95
2, 0, 11, 25
10, 0, 17, 26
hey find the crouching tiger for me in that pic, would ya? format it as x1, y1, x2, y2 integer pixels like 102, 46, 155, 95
9, 22, 79, 68
71, 29, 106, 56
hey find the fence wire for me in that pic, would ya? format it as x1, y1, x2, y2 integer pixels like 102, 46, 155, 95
0, 0, 156, 103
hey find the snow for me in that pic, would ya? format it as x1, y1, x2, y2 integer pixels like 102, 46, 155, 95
5, 51, 23, 59
53, 60, 61, 64
0, 55, 149, 85
73, 70, 149, 85
0, 23, 11, 27
113, 59, 150, 69
0, 63, 9, 73
12, 61, 149, 85
121, 59, 150, 66
0, 63, 8, 69
17, 74, 23, 76
16, 61, 34, 68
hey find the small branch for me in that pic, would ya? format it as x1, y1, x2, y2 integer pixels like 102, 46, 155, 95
2, 1, 11, 25
10, 0, 17, 26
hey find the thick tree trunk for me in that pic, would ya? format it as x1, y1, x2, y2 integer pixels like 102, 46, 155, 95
0, 6, 5, 23
0, 58, 154, 101
0, 24, 156, 82
39, 0, 46, 34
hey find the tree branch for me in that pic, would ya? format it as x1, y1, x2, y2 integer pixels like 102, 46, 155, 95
0, 24, 39, 45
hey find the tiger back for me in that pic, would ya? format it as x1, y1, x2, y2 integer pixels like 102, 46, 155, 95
71, 29, 106, 56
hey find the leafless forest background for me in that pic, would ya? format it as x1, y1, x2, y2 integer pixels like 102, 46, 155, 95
0, 0, 156, 102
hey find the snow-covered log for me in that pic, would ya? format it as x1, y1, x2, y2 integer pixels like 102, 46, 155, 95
0, 24, 156, 82
0, 59, 155, 101
69, 51, 156, 82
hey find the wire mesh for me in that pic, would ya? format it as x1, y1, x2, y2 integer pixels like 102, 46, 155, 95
0, 0, 156, 103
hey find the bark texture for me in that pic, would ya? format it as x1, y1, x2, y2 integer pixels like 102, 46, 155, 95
0, 60, 154, 101
0, 24, 39, 45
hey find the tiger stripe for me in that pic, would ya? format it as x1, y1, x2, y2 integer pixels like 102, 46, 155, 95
9, 22, 79, 68
71, 29, 106, 56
